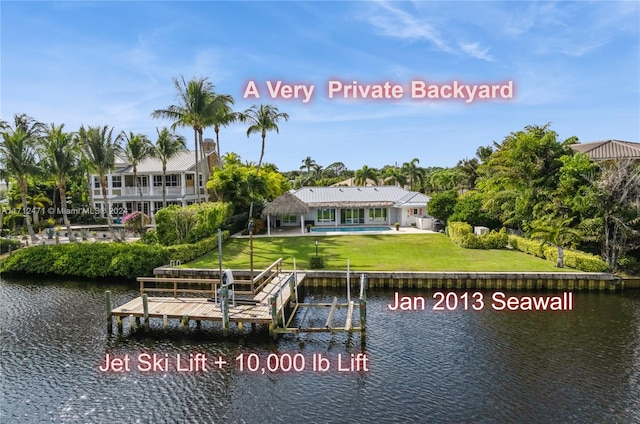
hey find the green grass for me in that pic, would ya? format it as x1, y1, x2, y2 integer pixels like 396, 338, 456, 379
185, 233, 577, 272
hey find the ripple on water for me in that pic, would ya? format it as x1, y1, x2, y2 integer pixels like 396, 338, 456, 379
1, 280, 639, 423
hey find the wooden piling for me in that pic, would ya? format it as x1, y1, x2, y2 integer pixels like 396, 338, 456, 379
105, 291, 113, 334
142, 294, 149, 330
181, 314, 190, 333
220, 285, 229, 335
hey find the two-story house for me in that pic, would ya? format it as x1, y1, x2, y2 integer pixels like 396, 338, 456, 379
89, 141, 218, 220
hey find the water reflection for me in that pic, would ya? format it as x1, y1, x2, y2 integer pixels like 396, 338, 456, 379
1, 278, 639, 423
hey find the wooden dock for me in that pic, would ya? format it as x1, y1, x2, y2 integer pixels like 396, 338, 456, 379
106, 258, 367, 340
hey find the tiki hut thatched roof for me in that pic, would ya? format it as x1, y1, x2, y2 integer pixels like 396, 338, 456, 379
261, 191, 310, 217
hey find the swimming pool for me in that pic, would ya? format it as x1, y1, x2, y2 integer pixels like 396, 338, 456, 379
310, 226, 391, 233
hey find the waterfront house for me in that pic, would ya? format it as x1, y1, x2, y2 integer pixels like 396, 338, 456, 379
262, 186, 431, 234
89, 142, 217, 219
569, 140, 640, 162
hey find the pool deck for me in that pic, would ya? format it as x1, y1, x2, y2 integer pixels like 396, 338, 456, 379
233, 226, 435, 238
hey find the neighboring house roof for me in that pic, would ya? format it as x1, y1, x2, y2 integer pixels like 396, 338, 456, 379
116, 150, 209, 174
261, 192, 310, 217
292, 186, 430, 208
569, 140, 640, 161
331, 177, 378, 187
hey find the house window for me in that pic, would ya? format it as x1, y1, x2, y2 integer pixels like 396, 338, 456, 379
317, 208, 335, 223
369, 208, 387, 222
153, 175, 180, 187
341, 208, 365, 224
111, 175, 122, 188
410, 208, 423, 216
138, 176, 149, 187
282, 214, 297, 224
93, 177, 100, 188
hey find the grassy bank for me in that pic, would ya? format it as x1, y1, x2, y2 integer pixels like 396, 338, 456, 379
186, 233, 577, 272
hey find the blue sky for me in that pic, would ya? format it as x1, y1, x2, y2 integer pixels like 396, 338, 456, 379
2, 1, 639, 172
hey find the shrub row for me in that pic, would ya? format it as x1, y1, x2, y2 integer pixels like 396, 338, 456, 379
0, 231, 230, 279
447, 222, 508, 249
508, 235, 609, 272
0, 242, 168, 279
163, 231, 230, 264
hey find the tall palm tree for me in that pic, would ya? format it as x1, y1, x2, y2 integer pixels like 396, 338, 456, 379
153, 127, 187, 208
206, 93, 240, 167
242, 104, 289, 173
151, 76, 217, 203
242, 104, 289, 217
0, 114, 44, 243
402, 158, 424, 191
122, 131, 153, 227
78, 125, 122, 240
42, 123, 79, 241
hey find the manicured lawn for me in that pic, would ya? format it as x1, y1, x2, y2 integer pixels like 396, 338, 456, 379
185, 233, 576, 272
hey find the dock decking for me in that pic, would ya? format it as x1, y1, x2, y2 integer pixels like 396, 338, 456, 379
106, 258, 367, 340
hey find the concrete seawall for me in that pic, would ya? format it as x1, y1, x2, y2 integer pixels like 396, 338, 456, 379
154, 267, 629, 291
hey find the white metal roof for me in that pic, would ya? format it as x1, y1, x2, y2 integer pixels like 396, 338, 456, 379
118, 150, 203, 174
292, 186, 429, 207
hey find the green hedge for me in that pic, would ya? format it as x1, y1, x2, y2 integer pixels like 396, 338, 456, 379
448, 222, 508, 249
0, 242, 168, 278
164, 231, 230, 264
508, 235, 609, 272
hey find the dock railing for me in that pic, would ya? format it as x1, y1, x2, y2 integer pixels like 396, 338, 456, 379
252, 258, 283, 294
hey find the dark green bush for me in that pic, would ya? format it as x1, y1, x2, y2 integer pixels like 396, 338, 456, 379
0, 238, 21, 254
309, 256, 324, 269
0, 242, 168, 279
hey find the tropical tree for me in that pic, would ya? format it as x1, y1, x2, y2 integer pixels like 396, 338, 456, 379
122, 131, 153, 229
402, 158, 424, 190
354, 165, 378, 186
78, 125, 122, 240
206, 92, 240, 166
476, 123, 574, 231
0, 114, 44, 243
222, 152, 242, 167
242, 104, 289, 173
531, 216, 581, 268
152, 76, 217, 203
429, 168, 460, 193
589, 159, 640, 271
381, 165, 407, 187
241, 104, 289, 217
153, 127, 187, 208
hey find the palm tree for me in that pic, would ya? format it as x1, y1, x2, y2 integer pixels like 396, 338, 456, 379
354, 165, 378, 186
242, 104, 289, 217
222, 152, 242, 167
241, 104, 289, 173
42, 124, 79, 242
153, 127, 187, 208
402, 158, 424, 191
206, 93, 240, 167
151, 76, 217, 203
0, 114, 44, 243
382, 165, 407, 187
78, 125, 122, 240
122, 131, 153, 228
531, 216, 581, 268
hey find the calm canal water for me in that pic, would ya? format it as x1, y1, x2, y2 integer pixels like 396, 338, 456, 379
1, 277, 639, 423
